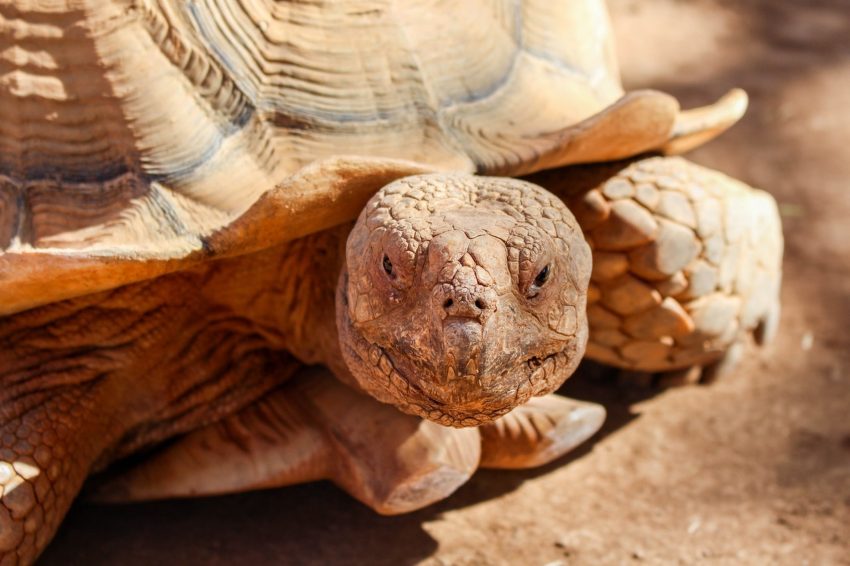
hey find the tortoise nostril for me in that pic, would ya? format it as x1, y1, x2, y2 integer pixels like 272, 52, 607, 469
441, 293, 491, 318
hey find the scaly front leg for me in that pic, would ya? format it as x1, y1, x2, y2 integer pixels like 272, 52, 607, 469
478, 394, 605, 470
0, 374, 122, 565
93, 367, 480, 515
530, 156, 783, 386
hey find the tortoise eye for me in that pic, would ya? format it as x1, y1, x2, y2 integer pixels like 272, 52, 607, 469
534, 264, 551, 287
382, 254, 394, 277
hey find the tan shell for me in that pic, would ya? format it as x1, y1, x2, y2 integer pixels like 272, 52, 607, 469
0, 0, 746, 315
532, 157, 784, 372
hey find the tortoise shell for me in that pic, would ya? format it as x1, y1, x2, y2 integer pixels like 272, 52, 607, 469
0, 0, 745, 314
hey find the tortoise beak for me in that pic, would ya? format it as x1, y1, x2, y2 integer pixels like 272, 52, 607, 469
441, 318, 484, 383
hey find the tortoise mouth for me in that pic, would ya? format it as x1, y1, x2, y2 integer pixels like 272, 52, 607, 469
348, 322, 571, 427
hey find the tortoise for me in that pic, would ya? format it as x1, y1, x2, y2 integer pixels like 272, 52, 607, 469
0, 0, 782, 562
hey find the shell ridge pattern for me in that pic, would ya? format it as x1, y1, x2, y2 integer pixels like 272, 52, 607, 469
432, 1, 523, 109
0, 0, 632, 260
139, 0, 256, 130
385, 2, 467, 158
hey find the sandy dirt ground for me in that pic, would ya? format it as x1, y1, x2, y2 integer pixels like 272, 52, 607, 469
39, 0, 850, 564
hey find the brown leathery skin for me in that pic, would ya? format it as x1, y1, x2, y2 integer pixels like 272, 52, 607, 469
337, 175, 592, 426
0, 174, 591, 562
0, 227, 352, 564
530, 156, 783, 373
0, 269, 298, 564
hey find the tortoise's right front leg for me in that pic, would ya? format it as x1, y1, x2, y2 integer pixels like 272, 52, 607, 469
93, 367, 480, 515
1, 380, 120, 565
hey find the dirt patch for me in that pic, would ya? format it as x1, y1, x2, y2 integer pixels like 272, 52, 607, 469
40, 1, 850, 564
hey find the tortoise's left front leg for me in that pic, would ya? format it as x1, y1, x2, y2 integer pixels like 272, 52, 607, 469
93, 367, 480, 515
478, 394, 605, 469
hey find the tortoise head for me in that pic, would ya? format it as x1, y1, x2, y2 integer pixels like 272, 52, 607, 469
336, 174, 592, 427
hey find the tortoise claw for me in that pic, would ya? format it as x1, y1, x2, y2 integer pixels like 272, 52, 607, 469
478, 394, 605, 470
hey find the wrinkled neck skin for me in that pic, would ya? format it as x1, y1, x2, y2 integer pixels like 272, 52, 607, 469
334, 174, 592, 427
211, 227, 348, 360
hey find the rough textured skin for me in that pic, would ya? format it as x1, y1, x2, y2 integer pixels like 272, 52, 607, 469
0, 244, 323, 564
531, 156, 783, 373
478, 394, 605, 469
337, 175, 591, 426
0, 175, 593, 563
91, 368, 484, 517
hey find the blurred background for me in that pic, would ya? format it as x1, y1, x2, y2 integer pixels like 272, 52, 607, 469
42, 0, 850, 563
